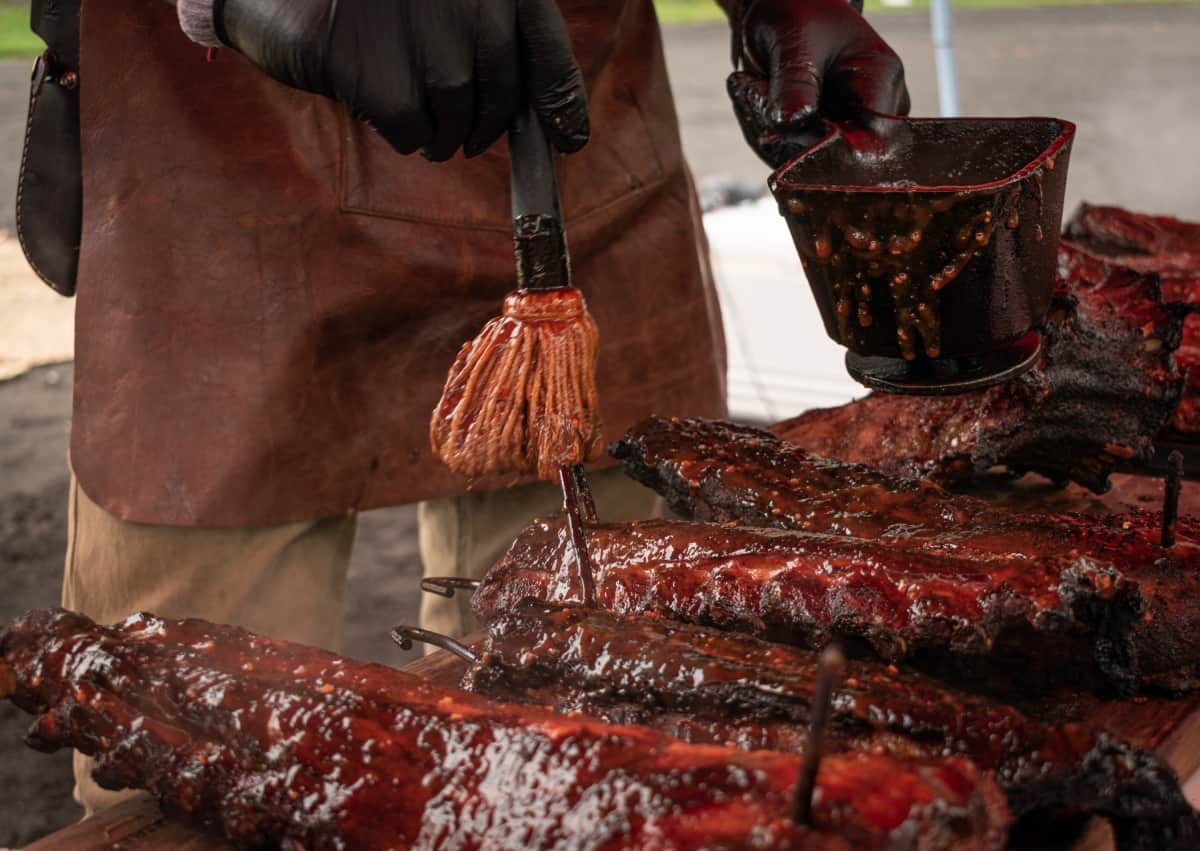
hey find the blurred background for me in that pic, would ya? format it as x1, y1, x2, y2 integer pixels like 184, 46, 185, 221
1, 0, 1198, 843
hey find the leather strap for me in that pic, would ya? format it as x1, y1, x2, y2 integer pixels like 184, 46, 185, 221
18, 0, 82, 296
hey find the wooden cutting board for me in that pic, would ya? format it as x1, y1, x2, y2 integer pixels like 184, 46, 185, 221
25, 473, 1200, 850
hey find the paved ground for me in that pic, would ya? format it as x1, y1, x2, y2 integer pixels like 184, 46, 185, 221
665, 6, 1200, 219
0, 51, 26, 233
0, 6, 1198, 845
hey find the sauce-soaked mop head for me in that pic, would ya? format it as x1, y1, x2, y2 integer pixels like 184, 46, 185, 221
430, 286, 602, 482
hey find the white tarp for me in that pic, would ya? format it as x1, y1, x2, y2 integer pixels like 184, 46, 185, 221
705, 197, 862, 423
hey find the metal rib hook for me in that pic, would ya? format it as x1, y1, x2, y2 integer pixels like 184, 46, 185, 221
570, 464, 598, 523
390, 625, 478, 663
560, 465, 597, 606
794, 644, 845, 826
420, 577, 481, 598
1162, 450, 1184, 549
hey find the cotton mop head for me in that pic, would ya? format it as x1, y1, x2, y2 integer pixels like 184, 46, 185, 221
430, 286, 602, 482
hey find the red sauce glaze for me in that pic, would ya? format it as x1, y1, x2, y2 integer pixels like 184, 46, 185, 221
609, 417, 1200, 693
1060, 203, 1200, 440
468, 602, 1193, 844
768, 238, 1187, 494
3, 608, 1000, 851
474, 514, 1161, 695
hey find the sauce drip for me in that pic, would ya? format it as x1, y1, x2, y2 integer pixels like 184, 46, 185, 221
785, 162, 1054, 361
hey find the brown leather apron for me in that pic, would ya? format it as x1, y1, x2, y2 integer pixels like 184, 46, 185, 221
71, 0, 727, 527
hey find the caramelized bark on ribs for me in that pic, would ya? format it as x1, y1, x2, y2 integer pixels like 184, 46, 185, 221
770, 241, 1186, 491
611, 416, 1200, 555
464, 601, 1199, 851
1062, 203, 1200, 438
474, 515, 1199, 695
1, 607, 1009, 851
611, 418, 1200, 694
1064, 203, 1200, 278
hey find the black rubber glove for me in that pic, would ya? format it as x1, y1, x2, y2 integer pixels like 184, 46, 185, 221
215, 0, 589, 161
727, 0, 910, 168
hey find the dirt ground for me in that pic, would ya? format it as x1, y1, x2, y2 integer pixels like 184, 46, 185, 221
2, 5, 1200, 845
0, 366, 74, 845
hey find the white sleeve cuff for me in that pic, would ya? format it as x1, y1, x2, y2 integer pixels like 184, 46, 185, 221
177, 0, 224, 48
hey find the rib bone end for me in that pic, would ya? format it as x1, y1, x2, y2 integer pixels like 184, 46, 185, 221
0, 658, 16, 700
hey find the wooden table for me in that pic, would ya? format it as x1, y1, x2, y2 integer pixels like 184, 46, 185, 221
26, 473, 1200, 850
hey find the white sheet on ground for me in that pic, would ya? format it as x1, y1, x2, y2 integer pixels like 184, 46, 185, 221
0, 236, 73, 382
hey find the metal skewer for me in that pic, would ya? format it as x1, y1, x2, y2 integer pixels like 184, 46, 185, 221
390, 625, 478, 663
420, 577, 481, 598
569, 464, 598, 523
559, 464, 597, 606
1162, 450, 1184, 549
422, 464, 597, 607
794, 644, 845, 826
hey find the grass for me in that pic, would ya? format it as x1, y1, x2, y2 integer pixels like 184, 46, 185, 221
656, 0, 1197, 22
0, 1, 1194, 58
0, 8, 40, 59
655, 0, 735, 21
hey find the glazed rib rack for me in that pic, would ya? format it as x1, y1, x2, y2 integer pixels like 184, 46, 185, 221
600, 416, 1200, 694
473, 513, 1199, 696
458, 600, 1199, 851
766, 238, 1187, 491
0, 607, 1010, 850
610, 416, 1200, 563
1060, 203, 1200, 441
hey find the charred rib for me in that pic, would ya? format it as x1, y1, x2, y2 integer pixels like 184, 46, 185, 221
464, 601, 1198, 850
474, 515, 1200, 695
2, 607, 1009, 851
770, 241, 1186, 492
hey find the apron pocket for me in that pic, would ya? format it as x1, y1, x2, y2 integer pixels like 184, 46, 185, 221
339, 84, 665, 232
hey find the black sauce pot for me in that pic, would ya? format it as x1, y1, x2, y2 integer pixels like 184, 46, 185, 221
769, 114, 1074, 394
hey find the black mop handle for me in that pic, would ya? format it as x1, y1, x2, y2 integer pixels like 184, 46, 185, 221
509, 106, 571, 292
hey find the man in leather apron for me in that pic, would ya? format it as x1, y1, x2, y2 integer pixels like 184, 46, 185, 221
61, 0, 906, 813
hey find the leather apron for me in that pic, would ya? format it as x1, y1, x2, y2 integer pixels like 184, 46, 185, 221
71, 0, 727, 526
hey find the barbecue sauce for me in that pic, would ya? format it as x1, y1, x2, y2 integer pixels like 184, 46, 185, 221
783, 160, 1054, 361
466, 601, 1194, 840
0, 608, 854, 851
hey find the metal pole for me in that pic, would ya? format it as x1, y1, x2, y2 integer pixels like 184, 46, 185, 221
929, 0, 960, 117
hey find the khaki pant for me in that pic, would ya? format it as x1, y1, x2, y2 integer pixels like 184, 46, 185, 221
62, 466, 657, 815
62, 474, 358, 815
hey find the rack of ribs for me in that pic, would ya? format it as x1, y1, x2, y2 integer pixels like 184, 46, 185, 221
0, 607, 1010, 851
463, 601, 1199, 851
770, 239, 1186, 491
1062, 203, 1200, 440
611, 416, 1199, 564
474, 509, 1199, 695
611, 417, 1200, 692
1063, 203, 1200, 283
